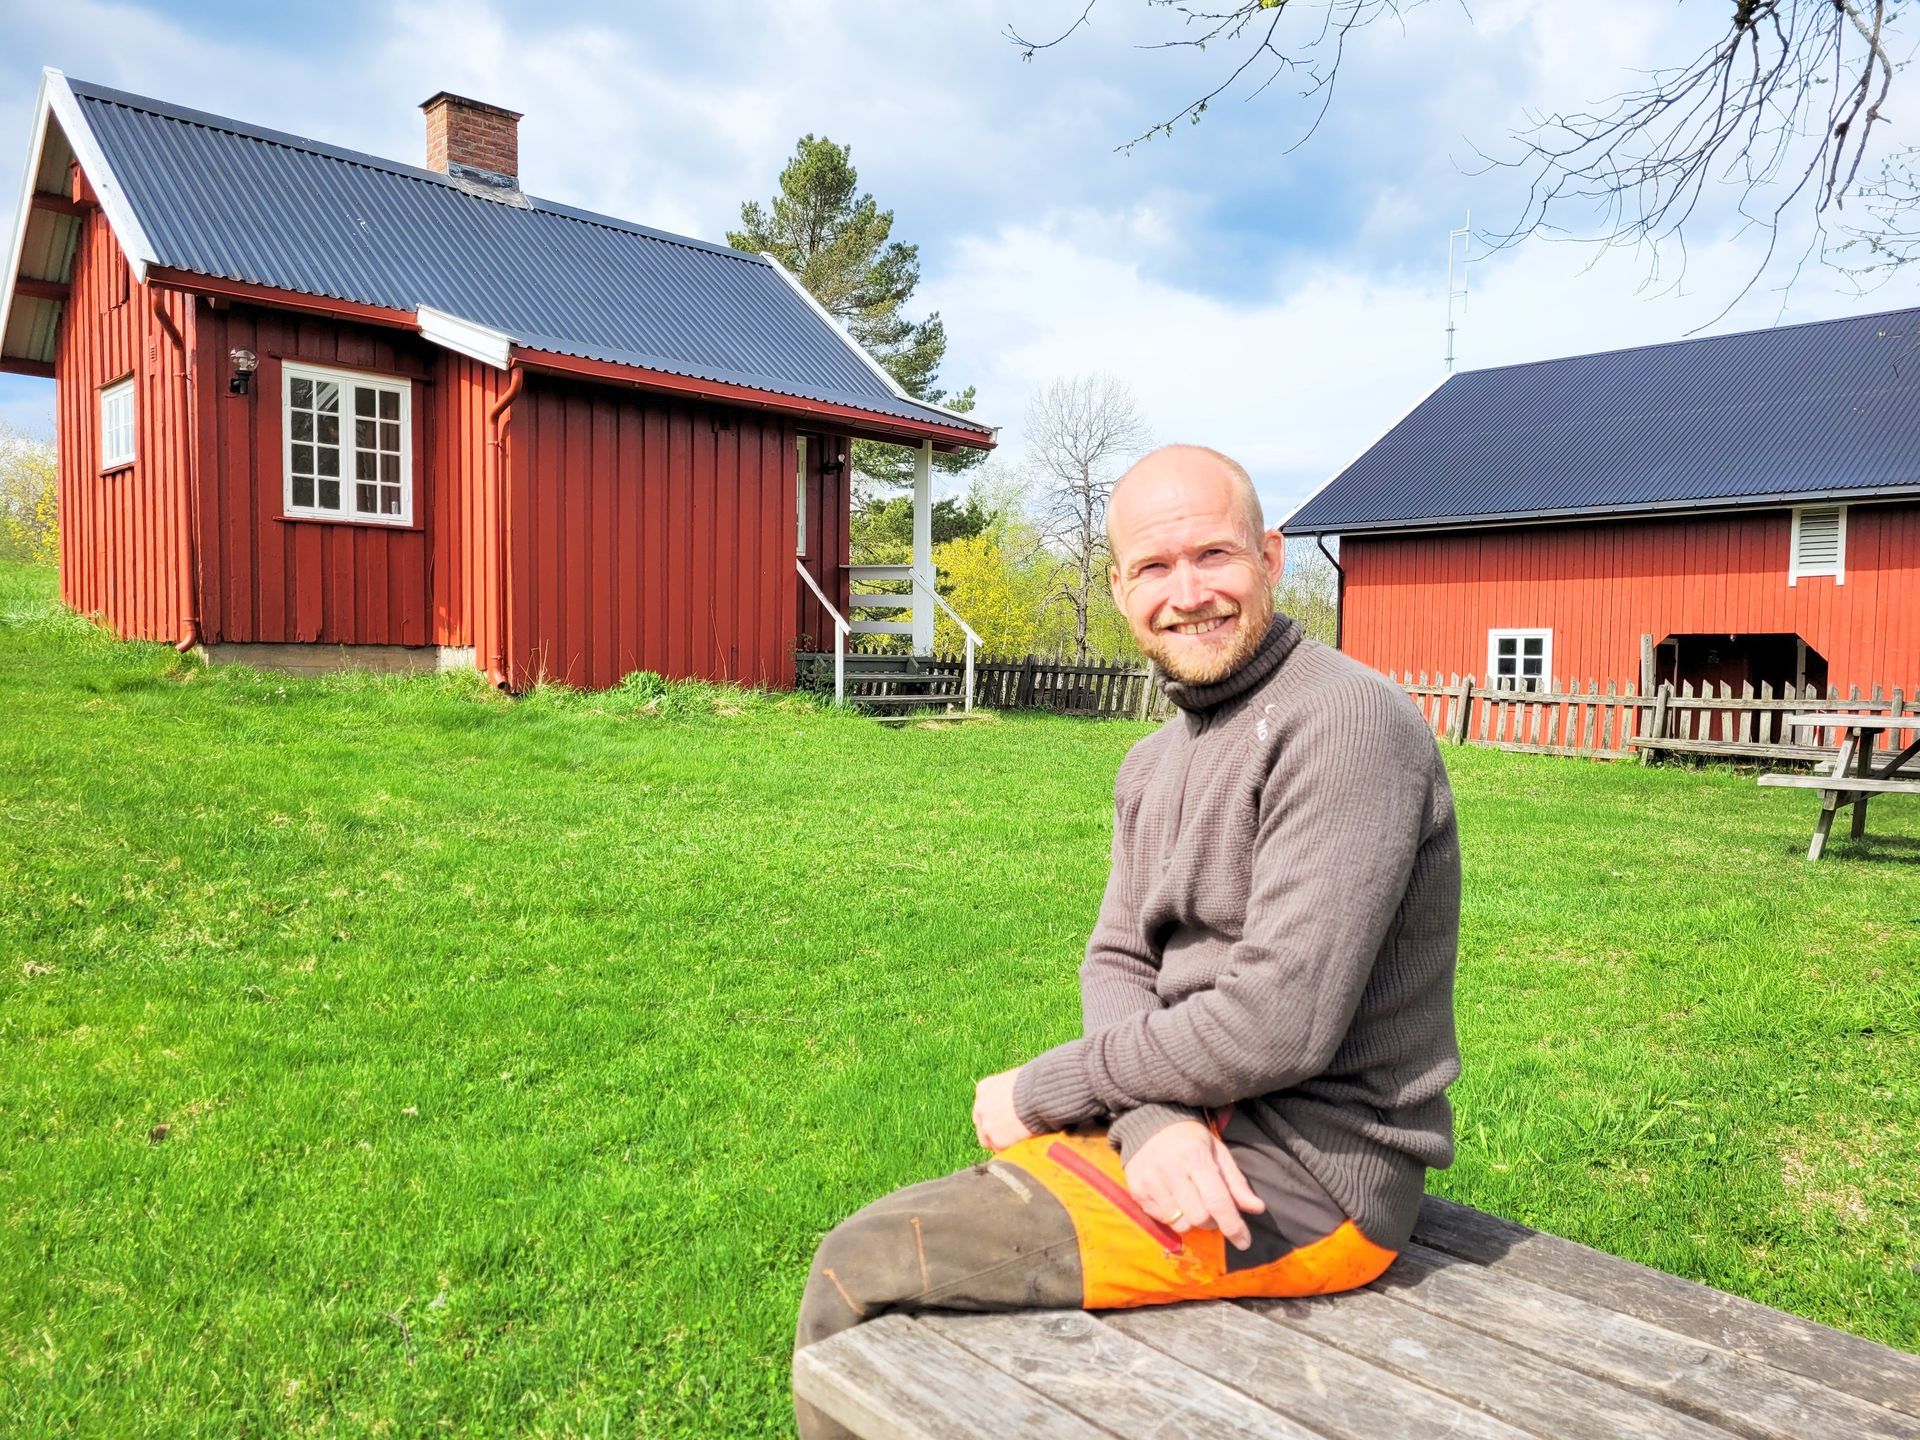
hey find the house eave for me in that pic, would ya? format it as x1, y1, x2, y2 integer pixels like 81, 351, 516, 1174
1284, 484, 1920, 539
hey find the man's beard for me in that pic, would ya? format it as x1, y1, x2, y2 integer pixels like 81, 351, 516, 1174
1142, 587, 1274, 685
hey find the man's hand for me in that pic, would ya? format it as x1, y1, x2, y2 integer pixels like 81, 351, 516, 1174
1124, 1120, 1266, 1250
972, 1067, 1036, 1151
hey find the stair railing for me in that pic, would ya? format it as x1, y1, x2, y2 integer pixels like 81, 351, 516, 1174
795, 560, 848, 705
911, 568, 980, 714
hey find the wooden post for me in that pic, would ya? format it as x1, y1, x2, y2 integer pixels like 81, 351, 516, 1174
911, 440, 935, 654
1640, 634, 1654, 697
1451, 675, 1473, 745
1642, 682, 1670, 765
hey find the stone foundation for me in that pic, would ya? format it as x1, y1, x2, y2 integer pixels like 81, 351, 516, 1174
199, 643, 477, 679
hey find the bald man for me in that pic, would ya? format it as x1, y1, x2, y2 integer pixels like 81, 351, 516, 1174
793, 445, 1460, 1439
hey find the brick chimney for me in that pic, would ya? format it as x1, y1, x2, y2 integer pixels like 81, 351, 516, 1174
420, 92, 522, 190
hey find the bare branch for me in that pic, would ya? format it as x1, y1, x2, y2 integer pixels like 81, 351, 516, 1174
1017, 0, 1920, 302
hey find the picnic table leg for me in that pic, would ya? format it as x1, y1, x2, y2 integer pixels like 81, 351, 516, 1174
1808, 733, 1857, 862
1849, 731, 1874, 839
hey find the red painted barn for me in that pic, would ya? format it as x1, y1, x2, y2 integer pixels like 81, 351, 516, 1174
1281, 312, 1920, 699
0, 71, 994, 691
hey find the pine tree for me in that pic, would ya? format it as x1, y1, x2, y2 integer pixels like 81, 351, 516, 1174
728, 136, 982, 489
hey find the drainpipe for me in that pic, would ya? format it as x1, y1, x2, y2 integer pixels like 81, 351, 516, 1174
1314, 533, 1346, 651
485, 364, 525, 689
150, 289, 200, 653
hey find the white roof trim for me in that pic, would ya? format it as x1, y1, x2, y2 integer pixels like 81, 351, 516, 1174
0, 69, 55, 361
42, 69, 157, 283
1277, 374, 1447, 533
416, 305, 513, 369
759, 250, 992, 434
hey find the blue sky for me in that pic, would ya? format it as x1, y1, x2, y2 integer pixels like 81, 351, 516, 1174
6, 0, 1920, 520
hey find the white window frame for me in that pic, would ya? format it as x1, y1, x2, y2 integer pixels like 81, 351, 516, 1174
99, 377, 134, 470
1488, 627, 1552, 693
281, 361, 414, 526
795, 435, 809, 556
1788, 503, 1846, 586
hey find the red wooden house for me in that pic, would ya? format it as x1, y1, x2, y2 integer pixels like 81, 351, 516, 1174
1281, 310, 1920, 699
0, 71, 994, 690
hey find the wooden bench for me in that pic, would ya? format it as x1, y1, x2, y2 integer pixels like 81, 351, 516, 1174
794, 1195, 1920, 1439
1631, 736, 1836, 765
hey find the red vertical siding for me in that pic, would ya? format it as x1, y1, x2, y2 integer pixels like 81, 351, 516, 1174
1333, 503, 1920, 693
191, 303, 433, 646
53, 208, 191, 642
498, 376, 797, 691
432, 354, 513, 659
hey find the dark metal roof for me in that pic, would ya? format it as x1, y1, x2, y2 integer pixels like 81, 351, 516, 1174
62, 79, 989, 439
1283, 307, 1920, 534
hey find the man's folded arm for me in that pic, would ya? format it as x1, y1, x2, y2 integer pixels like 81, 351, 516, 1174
1014, 681, 1435, 1131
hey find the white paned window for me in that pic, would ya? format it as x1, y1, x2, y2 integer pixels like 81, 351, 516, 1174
1788, 504, 1846, 586
1488, 628, 1551, 692
283, 362, 412, 525
795, 435, 809, 556
99, 378, 134, 470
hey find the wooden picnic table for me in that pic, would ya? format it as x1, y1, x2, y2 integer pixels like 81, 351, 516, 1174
794, 1194, 1920, 1439
1757, 713, 1920, 860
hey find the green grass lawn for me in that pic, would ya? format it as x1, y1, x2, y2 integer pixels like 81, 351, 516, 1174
2, 559, 1916, 1436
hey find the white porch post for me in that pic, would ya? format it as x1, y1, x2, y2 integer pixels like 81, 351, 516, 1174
912, 439, 935, 654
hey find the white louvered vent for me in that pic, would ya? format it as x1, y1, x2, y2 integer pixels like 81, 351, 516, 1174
1789, 505, 1846, 585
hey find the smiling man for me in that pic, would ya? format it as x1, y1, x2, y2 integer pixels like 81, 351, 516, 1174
793, 445, 1461, 1440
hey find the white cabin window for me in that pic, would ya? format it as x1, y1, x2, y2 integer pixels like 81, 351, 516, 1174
795, 435, 809, 556
283, 362, 412, 525
1788, 504, 1845, 586
1488, 628, 1551, 692
99, 378, 134, 470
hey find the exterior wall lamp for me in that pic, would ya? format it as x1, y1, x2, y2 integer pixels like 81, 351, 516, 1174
228, 347, 258, 396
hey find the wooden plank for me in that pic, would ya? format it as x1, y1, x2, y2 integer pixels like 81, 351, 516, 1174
1105, 1300, 1536, 1440
1418, 1199, 1920, 1429
792, 1315, 1110, 1440
1786, 714, 1920, 731
1379, 1245, 1920, 1440
1756, 775, 1920, 794
921, 1311, 1318, 1439
1251, 1287, 1732, 1440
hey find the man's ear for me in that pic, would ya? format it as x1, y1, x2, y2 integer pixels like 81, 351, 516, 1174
1261, 528, 1286, 585
1108, 560, 1125, 612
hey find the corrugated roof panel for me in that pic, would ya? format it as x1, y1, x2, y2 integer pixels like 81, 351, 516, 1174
1285, 308, 1920, 532
62, 79, 990, 439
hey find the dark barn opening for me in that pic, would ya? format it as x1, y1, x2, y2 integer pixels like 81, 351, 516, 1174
1655, 632, 1828, 743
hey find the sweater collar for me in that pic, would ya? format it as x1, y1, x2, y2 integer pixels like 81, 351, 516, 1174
1157, 612, 1304, 716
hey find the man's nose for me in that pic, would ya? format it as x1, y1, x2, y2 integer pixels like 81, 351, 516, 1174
1167, 560, 1209, 612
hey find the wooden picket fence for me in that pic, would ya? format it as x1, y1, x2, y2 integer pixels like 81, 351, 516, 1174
920, 654, 1166, 719
1389, 671, 1919, 764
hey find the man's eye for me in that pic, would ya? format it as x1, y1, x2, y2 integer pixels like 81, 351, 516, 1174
1137, 563, 1167, 577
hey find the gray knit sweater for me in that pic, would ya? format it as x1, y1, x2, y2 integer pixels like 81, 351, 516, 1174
1012, 615, 1461, 1250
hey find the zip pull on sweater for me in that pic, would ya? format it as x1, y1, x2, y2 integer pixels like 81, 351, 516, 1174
1012, 612, 1462, 1251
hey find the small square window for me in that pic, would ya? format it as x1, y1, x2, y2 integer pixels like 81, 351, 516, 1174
99, 378, 134, 470
1488, 628, 1552, 693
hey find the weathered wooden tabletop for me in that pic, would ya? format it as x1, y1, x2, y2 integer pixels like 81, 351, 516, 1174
794, 1195, 1920, 1440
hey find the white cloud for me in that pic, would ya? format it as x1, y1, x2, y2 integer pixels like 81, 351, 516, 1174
928, 202, 1920, 524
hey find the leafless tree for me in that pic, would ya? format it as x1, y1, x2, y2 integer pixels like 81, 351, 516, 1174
1277, 536, 1340, 648
1010, 1, 1911, 305
1025, 374, 1151, 662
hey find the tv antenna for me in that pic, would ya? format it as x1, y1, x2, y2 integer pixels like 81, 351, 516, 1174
1445, 211, 1470, 373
